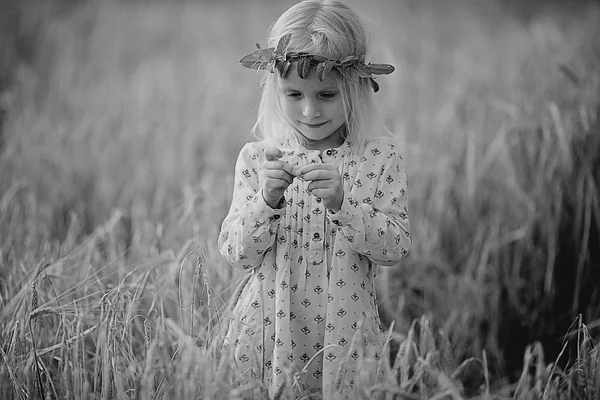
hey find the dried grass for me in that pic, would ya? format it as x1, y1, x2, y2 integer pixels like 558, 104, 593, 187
0, 0, 599, 399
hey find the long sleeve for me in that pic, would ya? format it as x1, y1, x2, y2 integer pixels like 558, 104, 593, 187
326, 144, 411, 266
218, 142, 285, 270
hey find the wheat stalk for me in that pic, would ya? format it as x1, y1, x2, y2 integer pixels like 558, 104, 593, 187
144, 317, 152, 349
7, 320, 19, 362
0, 346, 24, 400
27, 278, 46, 400
197, 251, 215, 345
35, 325, 99, 356
178, 244, 201, 335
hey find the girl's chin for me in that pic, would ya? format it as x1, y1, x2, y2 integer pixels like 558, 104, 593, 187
297, 127, 336, 140
297, 132, 344, 150
300, 132, 327, 141
299, 132, 332, 144
291, 123, 345, 148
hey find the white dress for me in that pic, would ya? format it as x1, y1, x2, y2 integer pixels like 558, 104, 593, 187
218, 137, 411, 399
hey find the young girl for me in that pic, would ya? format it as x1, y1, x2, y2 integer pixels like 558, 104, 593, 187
218, 1, 411, 398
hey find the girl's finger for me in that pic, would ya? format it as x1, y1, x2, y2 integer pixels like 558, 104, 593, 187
307, 180, 330, 191
308, 188, 332, 199
298, 163, 334, 175
264, 169, 294, 185
263, 160, 300, 177
264, 147, 283, 161
266, 180, 289, 191
264, 148, 300, 175
301, 169, 336, 182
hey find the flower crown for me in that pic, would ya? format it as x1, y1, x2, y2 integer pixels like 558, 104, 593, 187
239, 33, 394, 92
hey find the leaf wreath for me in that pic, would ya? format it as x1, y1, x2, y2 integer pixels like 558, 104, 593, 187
239, 33, 394, 93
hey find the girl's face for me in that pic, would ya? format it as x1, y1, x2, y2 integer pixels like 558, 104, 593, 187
278, 65, 346, 151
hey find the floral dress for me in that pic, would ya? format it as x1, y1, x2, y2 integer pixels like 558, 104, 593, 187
218, 137, 411, 399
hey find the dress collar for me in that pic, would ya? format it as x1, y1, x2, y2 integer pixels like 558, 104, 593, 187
277, 136, 352, 161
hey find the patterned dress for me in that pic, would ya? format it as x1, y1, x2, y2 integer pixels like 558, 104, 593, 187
218, 137, 411, 399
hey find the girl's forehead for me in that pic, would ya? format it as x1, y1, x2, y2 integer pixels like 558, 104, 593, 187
278, 66, 339, 91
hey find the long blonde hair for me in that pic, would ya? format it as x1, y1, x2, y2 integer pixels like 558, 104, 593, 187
252, 0, 387, 151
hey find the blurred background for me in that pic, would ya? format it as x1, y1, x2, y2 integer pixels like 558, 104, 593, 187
1, 0, 599, 396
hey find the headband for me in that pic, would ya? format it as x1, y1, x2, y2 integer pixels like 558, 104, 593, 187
239, 33, 394, 92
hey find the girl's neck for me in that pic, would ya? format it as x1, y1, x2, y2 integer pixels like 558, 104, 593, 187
299, 125, 346, 152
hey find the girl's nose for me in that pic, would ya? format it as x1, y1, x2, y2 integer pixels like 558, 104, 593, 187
302, 98, 321, 120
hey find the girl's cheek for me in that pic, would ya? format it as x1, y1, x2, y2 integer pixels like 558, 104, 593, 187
280, 102, 295, 118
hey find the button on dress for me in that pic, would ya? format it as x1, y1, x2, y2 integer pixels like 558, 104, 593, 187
218, 137, 411, 399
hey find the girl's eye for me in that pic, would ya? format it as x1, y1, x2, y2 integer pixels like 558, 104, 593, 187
287, 92, 302, 99
320, 92, 337, 100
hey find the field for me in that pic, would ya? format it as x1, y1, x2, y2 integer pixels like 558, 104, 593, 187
1, 0, 600, 398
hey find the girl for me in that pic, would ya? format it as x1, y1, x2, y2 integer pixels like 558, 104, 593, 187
218, 1, 411, 398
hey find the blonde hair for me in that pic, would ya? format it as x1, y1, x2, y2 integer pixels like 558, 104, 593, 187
252, 0, 387, 151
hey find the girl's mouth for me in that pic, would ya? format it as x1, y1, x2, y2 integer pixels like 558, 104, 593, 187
302, 121, 328, 128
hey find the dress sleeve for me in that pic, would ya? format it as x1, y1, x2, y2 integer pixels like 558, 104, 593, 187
218, 143, 285, 270
326, 145, 411, 266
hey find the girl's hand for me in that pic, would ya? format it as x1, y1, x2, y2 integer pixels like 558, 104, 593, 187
261, 147, 299, 208
299, 163, 344, 212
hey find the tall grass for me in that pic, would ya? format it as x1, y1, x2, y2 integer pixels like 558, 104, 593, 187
1, 0, 599, 398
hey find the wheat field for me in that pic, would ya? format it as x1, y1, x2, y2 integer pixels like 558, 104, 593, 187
1, 0, 599, 398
